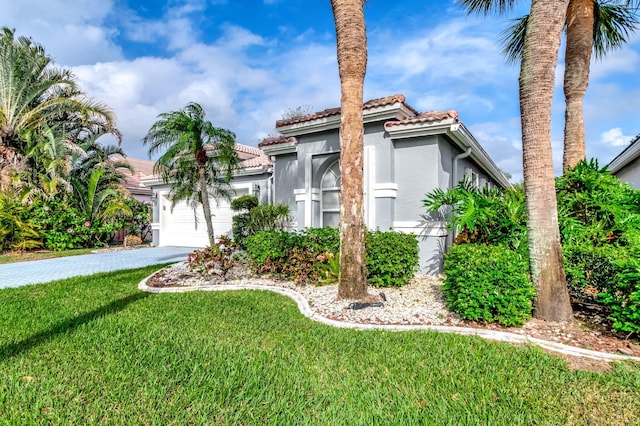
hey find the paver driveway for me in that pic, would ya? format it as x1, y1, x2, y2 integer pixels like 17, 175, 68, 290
0, 246, 197, 289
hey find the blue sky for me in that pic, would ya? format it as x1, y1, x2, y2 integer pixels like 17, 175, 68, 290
3, 0, 639, 181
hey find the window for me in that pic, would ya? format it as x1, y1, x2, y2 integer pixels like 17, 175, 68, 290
321, 161, 341, 227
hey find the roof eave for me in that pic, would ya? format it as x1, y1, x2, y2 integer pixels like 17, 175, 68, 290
386, 120, 511, 189
260, 141, 298, 155
277, 103, 415, 136
608, 137, 640, 173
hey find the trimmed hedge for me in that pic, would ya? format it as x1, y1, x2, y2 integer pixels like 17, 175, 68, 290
244, 228, 418, 287
366, 230, 419, 287
443, 244, 536, 327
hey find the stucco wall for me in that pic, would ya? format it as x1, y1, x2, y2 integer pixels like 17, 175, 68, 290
615, 156, 640, 189
393, 137, 440, 223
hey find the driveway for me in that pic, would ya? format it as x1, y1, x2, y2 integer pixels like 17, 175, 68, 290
0, 246, 198, 289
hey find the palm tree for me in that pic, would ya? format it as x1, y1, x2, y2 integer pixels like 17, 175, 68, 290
21, 126, 76, 201
0, 27, 118, 191
71, 132, 132, 189
466, 1, 639, 172
143, 102, 240, 247
519, 0, 574, 321
330, 0, 369, 300
73, 167, 131, 224
500, 2, 638, 171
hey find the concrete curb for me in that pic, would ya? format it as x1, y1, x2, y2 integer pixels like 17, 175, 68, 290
139, 270, 640, 363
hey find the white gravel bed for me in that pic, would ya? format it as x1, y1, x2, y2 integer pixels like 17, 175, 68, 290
148, 261, 462, 326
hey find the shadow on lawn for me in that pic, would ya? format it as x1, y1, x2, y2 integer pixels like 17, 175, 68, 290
0, 292, 150, 360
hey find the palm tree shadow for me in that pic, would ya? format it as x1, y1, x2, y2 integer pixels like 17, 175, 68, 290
0, 292, 150, 361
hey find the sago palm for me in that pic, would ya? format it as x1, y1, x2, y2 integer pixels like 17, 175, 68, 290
144, 102, 240, 247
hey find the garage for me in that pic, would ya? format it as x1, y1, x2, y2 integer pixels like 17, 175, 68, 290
157, 186, 249, 247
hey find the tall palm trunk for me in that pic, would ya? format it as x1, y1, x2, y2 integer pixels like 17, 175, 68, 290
330, 0, 368, 300
520, 0, 574, 322
563, 0, 595, 171
198, 162, 216, 247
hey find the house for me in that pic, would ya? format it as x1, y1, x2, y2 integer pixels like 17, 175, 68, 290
608, 133, 640, 189
145, 94, 509, 273
143, 144, 272, 247
112, 156, 156, 203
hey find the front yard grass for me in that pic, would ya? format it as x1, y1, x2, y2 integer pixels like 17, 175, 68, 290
1, 265, 639, 425
0, 248, 95, 264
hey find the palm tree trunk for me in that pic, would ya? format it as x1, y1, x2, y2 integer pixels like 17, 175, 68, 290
331, 0, 368, 300
520, 0, 574, 322
199, 165, 216, 247
563, 0, 594, 172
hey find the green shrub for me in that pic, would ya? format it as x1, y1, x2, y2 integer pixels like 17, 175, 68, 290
123, 198, 152, 241
443, 244, 536, 327
366, 230, 419, 287
563, 244, 622, 304
31, 198, 125, 250
557, 159, 640, 247
231, 195, 259, 247
231, 196, 290, 248
0, 193, 42, 252
597, 256, 640, 334
302, 227, 340, 254
244, 228, 418, 287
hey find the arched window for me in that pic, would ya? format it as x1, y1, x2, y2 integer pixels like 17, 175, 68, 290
321, 161, 340, 227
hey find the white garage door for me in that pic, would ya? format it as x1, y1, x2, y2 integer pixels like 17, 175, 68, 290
158, 187, 249, 247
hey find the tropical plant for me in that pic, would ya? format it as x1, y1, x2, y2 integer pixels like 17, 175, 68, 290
330, 0, 369, 299
423, 178, 527, 250
0, 192, 42, 252
144, 102, 240, 247
72, 168, 131, 225
20, 126, 76, 202
0, 27, 118, 192
556, 159, 640, 247
230, 195, 291, 247
122, 198, 152, 241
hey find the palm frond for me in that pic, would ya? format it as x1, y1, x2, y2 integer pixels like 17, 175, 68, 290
593, 2, 640, 59
500, 15, 528, 64
456, 0, 520, 15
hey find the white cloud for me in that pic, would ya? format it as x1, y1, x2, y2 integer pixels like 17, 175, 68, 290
601, 128, 633, 147
3, 0, 122, 66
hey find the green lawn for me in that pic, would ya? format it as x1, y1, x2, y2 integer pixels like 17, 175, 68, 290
0, 248, 96, 264
1, 266, 639, 425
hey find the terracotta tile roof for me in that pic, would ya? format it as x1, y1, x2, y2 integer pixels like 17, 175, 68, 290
110, 156, 155, 194
275, 94, 418, 128
112, 155, 155, 176
258, 136, 298, 148
240, 154, 272, 168
234, 143, 264, 159
384, 110, 459, 129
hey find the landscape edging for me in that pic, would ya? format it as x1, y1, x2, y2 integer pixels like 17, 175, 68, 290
138, 271, 640, 363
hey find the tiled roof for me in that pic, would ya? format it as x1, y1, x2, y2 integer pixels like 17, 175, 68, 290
384, 110, 459, 129
240, 155, 272, 168
275, 94, 418, 128
258, 136, 298, 148
234, 143, 264, 159
112, 155, 155, 176
111, 156, 155, 194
